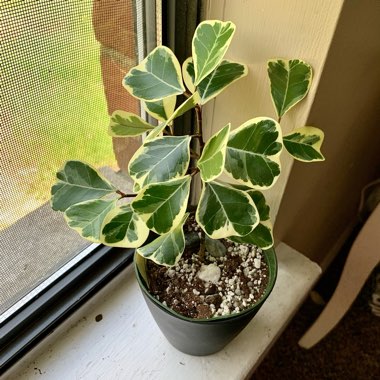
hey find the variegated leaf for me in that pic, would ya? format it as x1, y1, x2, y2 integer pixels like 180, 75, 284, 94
283, 126, 325, 162
230, 220, 273, 249
131, 176, 191, 234
123, 46, 185, 101
101, 204, 149, 248
165, 92, 200, 125
225, 117, 282, 189
192, 20, 236, 85
197, 123, 230, 182
143, 95, 177, 122
247, 190, 270, 221
51, 161, 115, 212
267, 59, 312, 119
136, 214, 188, 266
144, 123, 167, 142
108, 110, 154, 137
182, 58, 247, 104
128, 136, 191, 188
64, 199, 117, 242
196, 181, 258, 239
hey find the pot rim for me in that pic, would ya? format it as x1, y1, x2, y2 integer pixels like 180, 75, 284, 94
134, 246, 278, 324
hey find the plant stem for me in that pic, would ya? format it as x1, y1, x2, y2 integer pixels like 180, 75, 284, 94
194, 105, 205, 152
116, 190, 136, 199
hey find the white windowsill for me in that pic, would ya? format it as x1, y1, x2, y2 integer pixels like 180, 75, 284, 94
4, 242, 321, 380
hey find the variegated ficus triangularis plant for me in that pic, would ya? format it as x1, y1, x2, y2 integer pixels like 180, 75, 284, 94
51, 20, 325, 267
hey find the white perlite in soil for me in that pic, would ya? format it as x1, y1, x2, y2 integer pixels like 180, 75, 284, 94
150, 240, 269, 319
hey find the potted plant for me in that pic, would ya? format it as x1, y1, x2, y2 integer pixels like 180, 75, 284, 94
51, 20, 324, 355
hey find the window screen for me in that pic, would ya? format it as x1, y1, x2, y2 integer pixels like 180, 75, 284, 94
0, 0, 157, 318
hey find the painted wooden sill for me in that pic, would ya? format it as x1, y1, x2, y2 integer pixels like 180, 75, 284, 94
4, 242, 321, 380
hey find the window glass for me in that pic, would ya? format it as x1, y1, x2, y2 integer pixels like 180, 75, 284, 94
0, 0, 156, 317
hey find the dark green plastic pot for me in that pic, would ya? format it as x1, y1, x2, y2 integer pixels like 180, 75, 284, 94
134, 247, 277, 356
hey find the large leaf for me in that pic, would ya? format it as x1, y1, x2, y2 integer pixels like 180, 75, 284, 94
230, 220, 273, 250
143, 95, 176, 122
136, 214, 188, 266
225, 117, 282, 189
51, 161, 116, 211
128, 136, 191, 188
123, 46, 185, 101
131, 176, 191, 234
183, 58, 247, 104
197, 123, 230, 182
196, 181, 258, 239
108, 110, 154, 137
283, 126, 325, 162
64, 199, 116, 242
267, 59, 312, 119
101, 204, 149, 248
192, 20, 236, 85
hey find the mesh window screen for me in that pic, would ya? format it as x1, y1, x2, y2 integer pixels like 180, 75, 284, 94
0, 1, 154, 316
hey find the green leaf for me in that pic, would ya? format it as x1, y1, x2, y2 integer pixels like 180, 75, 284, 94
144, 123, 167, 142
131, 176, 191, 235
108, 110, 154, 137
230, 220, 274, 249
123, 46, 185, 101
192, 20, 236, 85
143, 95, 176, 122
136, 214, 188, 266
183, 58, 248, 104
196, 181, 259, 239
197, 123, 230, 182
225, 117, 283, 189
283, 126, 325, 162
166, 92, 201, 124
51, 161, 116, 212
64, 199, 117, 242
247, 190, 270, 221
267, 59, 312, 119
128, 136, 191, 188
101, 204, 149, 248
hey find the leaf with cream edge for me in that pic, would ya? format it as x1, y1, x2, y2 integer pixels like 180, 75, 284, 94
197, 124, 230, 182
196, 181, 259, 239
182, 58, 248, 105
51, 160, 116, 212
229, 190, 274, 249
101, 204, 149, 248
131, 176, 191, 235
165, 92, 201, 124
143, 95, 177, 122
123, 46, 185, 101
144, 123, 167, 143
128, 135, 191, 188
192, 20, 236, 85
136, 214, 189, 266
267, 59, 312, 119
108, 110, 155, 137
64, 199, 117, 243
225, 117, 283, 189
283, 126, 325, 162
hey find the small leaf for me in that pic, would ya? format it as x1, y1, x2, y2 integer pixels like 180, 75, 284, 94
166, 92, 201, 125
183, 58, 248, 104
225, 117, 282, 189
144, 123, 167, 142
205, 235, 227, 258
182, 57, 196, 93
123, 46, 185, 101
196, 181, 259, 239
230, 220, 274, 249
283, 126, 325, 162
267, 59, 312, 118
101, 204, 149, 248
136, 214, 188, 266
108, 110, 154, 137
128, 136, 191, 188
143, 95, 176, 122
64, 199, 117, 242
192, 20, 236, 85
197, 123, 230, 182
131, 176, 191, 234
51, 161, 115, 211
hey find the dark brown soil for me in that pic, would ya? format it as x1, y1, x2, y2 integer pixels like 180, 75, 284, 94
146, 219, 269, 319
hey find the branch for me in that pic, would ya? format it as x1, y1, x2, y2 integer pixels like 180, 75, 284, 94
116, 190, 137, 199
